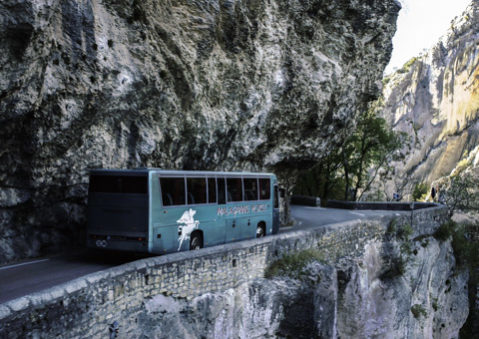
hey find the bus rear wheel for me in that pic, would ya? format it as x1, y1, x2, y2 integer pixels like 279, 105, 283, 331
190, 233, 202, 250
256, 224, 265, 238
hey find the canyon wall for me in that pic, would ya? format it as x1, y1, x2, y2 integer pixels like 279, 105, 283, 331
0, 0, 400, 263
376, 1, 479, 199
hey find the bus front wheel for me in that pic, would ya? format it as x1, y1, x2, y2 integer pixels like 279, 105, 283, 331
256, 224, 265, 238
190, 233, 203, 250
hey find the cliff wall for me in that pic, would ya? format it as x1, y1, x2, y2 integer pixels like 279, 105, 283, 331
0, 206, 470, 338
0, 0, 400, 263
377, 1, 479, 198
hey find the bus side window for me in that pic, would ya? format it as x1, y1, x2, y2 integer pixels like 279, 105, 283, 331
187, 178, 207, 204
244, 178, 258, 201
160, 178, 185, 206
208, 178, 217, 203
227, 178, 242, 202
259, 178, 271, 200
218, 178, 226, 204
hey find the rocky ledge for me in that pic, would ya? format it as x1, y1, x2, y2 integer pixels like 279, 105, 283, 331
124, 237, 469, 338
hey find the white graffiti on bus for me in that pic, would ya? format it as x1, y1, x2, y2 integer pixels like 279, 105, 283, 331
217, 204, 267, 216
177, 209, 200, 251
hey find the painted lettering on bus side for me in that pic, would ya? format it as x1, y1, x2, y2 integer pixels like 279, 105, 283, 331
217, 204, 267, 216
251, 204, 267, 212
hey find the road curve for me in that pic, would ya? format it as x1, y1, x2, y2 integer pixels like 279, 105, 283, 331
0, 206, 408, 304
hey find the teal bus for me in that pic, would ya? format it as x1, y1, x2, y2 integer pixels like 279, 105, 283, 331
87, 169, 280, 253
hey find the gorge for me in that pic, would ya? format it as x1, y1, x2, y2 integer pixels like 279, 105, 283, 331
0, 0, 476, 337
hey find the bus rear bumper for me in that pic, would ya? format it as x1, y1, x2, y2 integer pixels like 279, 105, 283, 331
87, 237, 149, 253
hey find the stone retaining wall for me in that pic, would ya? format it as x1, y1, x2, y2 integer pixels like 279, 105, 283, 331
0, 206, 448, 338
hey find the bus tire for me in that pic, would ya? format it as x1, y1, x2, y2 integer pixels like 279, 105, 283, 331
256, 223, 265, 238
190, 232, 203, 250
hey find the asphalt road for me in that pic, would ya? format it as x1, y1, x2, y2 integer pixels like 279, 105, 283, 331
289, 205, 407, 229
0, 206, 408, 304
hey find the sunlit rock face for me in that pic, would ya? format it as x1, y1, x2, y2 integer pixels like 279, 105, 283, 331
0, 0, 400, 262
377, 1, 479, 198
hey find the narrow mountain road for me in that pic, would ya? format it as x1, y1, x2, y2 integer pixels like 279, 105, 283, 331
0, 206, 408, 304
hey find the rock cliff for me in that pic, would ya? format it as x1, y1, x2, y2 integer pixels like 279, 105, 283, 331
0, 0, 400, 263
376, 1, 479, 199
136, 236, 469, 338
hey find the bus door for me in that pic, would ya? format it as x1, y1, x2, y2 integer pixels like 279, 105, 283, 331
225, 177, 246, 242
155, 176, 188, 253
273, 184, 280, 234
225, 215, 244, 242
212, 177, 227, 245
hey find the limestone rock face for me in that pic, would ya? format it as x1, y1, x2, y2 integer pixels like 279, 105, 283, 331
0, 0, 400, 263
377, 1, 479, 198
135, 237, 468, 338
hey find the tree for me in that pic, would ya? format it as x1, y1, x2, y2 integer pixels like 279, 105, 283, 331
442, 172, 479, 217
294, 102, 404, 202
412, 182, 428, 202
339, 106, 404, 201
294, 149, 344, 204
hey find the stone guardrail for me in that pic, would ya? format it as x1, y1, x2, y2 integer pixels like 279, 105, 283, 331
291, 195, 321, 206
0, 205, 448, 338
326, 200, 438, 211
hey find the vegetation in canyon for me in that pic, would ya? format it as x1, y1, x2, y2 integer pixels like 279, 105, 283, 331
434, 219, 479, 337
294, 101, 405, 203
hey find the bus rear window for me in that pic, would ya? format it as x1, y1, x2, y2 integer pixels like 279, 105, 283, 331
259, 178, 270, 200
244, 178, 258, 201
89, 175, 147, 194
227, 178, 243, 202
187, 178, 207, 204
160, 177, 185, 206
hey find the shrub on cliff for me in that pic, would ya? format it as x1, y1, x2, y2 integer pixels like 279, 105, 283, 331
411, 304, 427, 319
379, 257, 405, 281
265, 249, 326, 280
433, 220, 455, 242
450, 223, 479, 269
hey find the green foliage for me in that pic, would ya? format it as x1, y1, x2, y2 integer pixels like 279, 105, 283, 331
451, 224, 479, 269
265, 249, 325, 280
412, 182, 428, 201
294, 100, 404, 202
386, 218, 397, 238
458, 223, 479, 337
397, 223, 413, 241
411, 304, 427, 319
400, 242, 413, 255
397, 57, 418, 74
432, 298, 439, 312
380, 257, 405, 280
433, 221, 479, 338
294, 159, 345, 204
434, 220, 455, 242
443, 173, 479, 216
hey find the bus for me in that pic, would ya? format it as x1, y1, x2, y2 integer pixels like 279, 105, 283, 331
87, 169, 280, 254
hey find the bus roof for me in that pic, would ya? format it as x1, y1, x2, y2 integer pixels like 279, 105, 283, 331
89, 168, 276, 177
